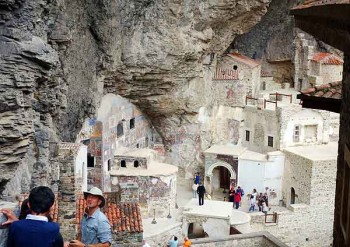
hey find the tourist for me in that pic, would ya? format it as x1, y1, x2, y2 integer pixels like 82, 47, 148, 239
194, 173, 200, 185
248, 194, 256, 212
69, 187, 112, 247
257, 193, 264, 211
263, 192, 269, 208
142, 239, 151, 247
197, 182, 206, 206
228, 187, 235, 203
183, 236, 192, 247
168, 236, 178, 247
192, 182, 198, 198
6, 186, 64, 247
1, 197, 67, 247
236, 186, 244, 197
236, 186, 244, 206
234, 191, 241, 209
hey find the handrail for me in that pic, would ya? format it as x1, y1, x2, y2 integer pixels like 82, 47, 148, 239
269, 92, 293, 103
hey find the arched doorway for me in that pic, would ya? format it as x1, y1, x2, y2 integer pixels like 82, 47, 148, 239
291, 187, 296, 204
206, 162, 236, 197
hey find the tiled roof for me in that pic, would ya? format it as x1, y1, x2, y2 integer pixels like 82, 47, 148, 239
300, 81, 342, 99
311, 52, 343, 65
227, 53, 260, 68
18, 194, 59, 222
213, 68, 239, 80
76, 194, 143, 233
293, 0, 350, 9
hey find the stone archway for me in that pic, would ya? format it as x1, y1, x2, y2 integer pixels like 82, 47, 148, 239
206, 162, 236, 179
206, 162, 236, 196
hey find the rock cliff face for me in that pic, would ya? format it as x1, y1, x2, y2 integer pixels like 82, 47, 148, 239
0, 0, 270, 196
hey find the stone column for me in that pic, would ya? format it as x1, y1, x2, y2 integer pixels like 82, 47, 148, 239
58, 155, 78, 241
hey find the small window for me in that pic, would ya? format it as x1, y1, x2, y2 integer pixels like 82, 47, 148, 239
121, 160, 126, 168
117, 123, 123, 137
233, 65, 238, 70
130, 118, 135, 129
245, 130, 250, 142
268, 136, 274, 147
87, 153, 95, 168
134, 160, 139, 168
293, 125, 300, 142
262, 81, 266, 90
136, 143, 139, 148
107, 159, 111, 171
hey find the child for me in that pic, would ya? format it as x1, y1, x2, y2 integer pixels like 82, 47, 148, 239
248, 195, 255, 212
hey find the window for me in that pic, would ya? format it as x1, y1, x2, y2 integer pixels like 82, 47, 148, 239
262, 81, 266, 90
107, 159, 111, 171
136, 143, 139, 148
117, 123, 123, 137
245, 130, 250, 142
120, 160, 126, 168
134, 160, 139, 168
293, 125, 300, 142
340, 144, 350, 244
268, 136, 274, 147
130, 118, 135, 129
233, 65, 238, 70
87, 153, 95, 168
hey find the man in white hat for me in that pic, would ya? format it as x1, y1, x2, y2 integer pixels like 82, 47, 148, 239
69, 187, 112, 247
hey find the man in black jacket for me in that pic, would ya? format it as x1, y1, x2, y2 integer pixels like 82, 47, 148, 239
197, 182, 206, 206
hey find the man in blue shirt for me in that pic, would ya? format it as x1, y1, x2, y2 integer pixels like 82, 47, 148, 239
168, 236, 178, 247
69, 187, 112, 247
7, 186, 62, 247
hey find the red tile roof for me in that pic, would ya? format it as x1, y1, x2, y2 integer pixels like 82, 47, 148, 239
76, 194, 143, 233
213, 68, 239, 80
227, 53, 261, 68
293, 0, 350, 9
300, 81, 342, 99
311, 52, 343, 65
18, 194, 59, 222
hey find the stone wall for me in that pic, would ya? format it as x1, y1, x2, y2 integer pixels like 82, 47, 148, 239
144, 222, 182, 247
112, 232, 142, 247
253, 151, 337, 246
112, 175, 176, 218
57, 155, 80, 240
243, 106, 279, 153
190, 232, 288, 247
282, 151, 313, 206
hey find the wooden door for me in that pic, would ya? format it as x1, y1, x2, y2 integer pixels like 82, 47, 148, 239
220, 166, 231, 189
340, 144, 350, 245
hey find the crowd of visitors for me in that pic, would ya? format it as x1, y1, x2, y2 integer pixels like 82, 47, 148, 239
248, 189, 270, 213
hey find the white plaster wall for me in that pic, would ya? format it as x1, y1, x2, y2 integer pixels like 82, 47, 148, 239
75, 145, 88, 192
203, 218, 231, 239
320, 64, 343, 83
263, 154, 285, 203
282, 109, 324, 149
237, 159, 265, 194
